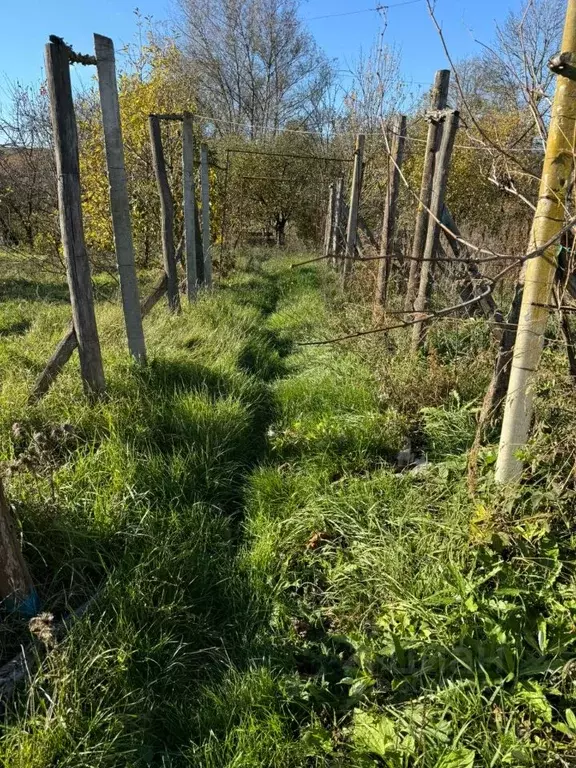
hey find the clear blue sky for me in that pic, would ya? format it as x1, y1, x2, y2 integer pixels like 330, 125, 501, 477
0, 0, 526, 93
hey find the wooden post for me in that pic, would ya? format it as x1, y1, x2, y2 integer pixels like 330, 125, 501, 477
200, 143, 213, 288
331, 177, 344, 269
0, 480, 38, 617
28, 242, 188, 405
404, 70, 451, 313
149, 114, 180, 312
375, 114, 407, 311
182, 113, 197, 301
219, 149, 231, 276
496, 0, 576, 483
411, 110, 460, 352
45, 36, 106, 398
323, 183, 335, 263
194, 194, 205, 285
343, 134, 365, 279
94, 34, 146, 362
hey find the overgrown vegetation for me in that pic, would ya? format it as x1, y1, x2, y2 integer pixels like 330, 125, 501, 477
0, 250, 575, 766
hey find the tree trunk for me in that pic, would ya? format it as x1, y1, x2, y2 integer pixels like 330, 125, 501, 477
496, 1, 576, 483
0, 480, 38, 617
275, 216, 287, 248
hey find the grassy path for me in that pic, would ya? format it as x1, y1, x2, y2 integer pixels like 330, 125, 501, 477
1, 254, 576, 766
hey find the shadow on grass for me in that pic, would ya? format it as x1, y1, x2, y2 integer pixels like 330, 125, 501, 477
0, 320, 32, 337
3, 259, 336, 765
0, 277, 118, 305
0, 278, 71, 304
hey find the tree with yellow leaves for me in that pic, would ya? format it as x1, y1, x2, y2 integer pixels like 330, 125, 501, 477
78, 35, 196, 268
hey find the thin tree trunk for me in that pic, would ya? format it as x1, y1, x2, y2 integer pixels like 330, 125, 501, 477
0, 480, 37, 617
496, 2, 576, 483
468, 274, 525, 492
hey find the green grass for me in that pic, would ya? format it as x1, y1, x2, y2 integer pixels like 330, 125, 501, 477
0, 249, 575, 766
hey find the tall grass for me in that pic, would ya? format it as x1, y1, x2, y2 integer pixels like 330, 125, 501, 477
0, 250, 575, 766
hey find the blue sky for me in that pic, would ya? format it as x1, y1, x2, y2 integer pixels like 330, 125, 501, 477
1, 0, 525, 94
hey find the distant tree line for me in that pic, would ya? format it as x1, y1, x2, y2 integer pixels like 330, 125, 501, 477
0, 0, 562, 269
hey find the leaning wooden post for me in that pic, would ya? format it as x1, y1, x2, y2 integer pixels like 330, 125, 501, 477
0, 480, 38, 617
182, 113, 197, 301
404, 70, 451, 313
323, 183, 335, 263
441, 206, 500, 320
45, 36, 106, 398
200, 143, 213, 288
149, 114, 180, 312
496, 0, 576, 484
411, 109, 459, 352
374, 114, 407, 311
94, 34, 146, 362
343, 134, 365, 280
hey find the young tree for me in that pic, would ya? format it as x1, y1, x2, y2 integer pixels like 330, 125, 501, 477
78, 38, 196, 267
340, 38, 404, 134
221, 130, 342, 248
0, 81, 58, 256
479, 0, 564, 139
175, 0, 334, 137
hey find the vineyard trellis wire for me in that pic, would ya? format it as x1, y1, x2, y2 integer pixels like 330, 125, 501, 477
2, 1, 576, 703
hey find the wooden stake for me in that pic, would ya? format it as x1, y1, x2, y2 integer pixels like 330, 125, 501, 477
0, 480, 37, 617
200, 143, 213, 288
28, 241, 186, 405
323, 183, 336, 264
94, 34, 146, 362
219, 149, 231, 276
45, 36, 106, 398
496, 0, 576, 483
182, 113, 197, 301
194, 194, 205, 285
343, 134, 365, 279
149, 114, 180, 312
560, 304, 576, 379
404, 70, 451, 313
375, 114, 407, 310
411, 110, 460, 352
331, 177, 344, 269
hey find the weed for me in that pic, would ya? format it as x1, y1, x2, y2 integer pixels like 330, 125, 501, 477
0, 251, 575, 766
